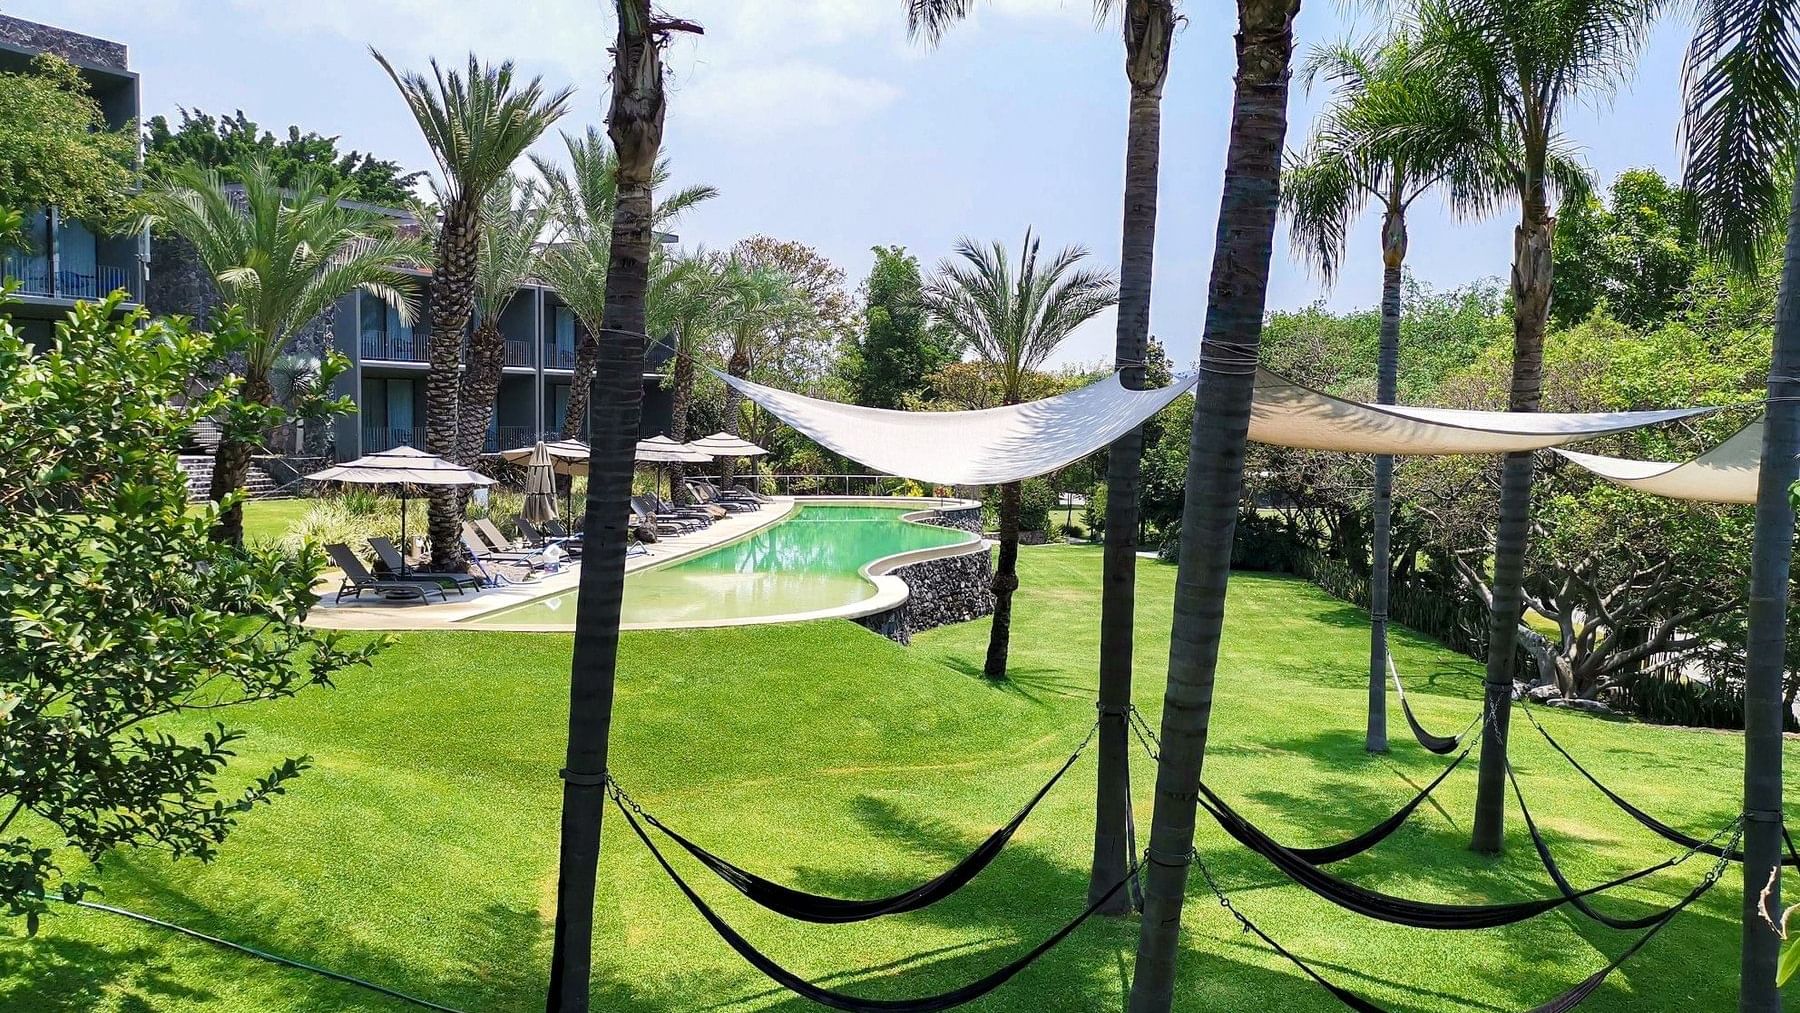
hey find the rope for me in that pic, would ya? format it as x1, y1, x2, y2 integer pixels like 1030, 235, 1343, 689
61, 898, 469, 1013
1388, 654, 1471, 754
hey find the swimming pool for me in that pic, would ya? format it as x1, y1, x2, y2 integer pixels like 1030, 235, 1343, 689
466, 503, 978, 628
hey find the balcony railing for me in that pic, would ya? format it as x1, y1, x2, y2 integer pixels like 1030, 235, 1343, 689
504, 340, 533, 367
2, 255, 142, 302
485, 426, 535, 453
545, 346, 577, 370
361, 330, 428, 363
364, 425, 427, 453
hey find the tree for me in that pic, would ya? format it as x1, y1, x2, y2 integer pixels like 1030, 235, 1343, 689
842, 245, 961, 409
139, 159, 424, 545
1550, 168, 1698, 329
1409, 0, 1651, 854
0, 296, 379, 931
144, 108, 423, 207
908, 0, 1176, 914
532, 129, 716, 438
1282, 31, 1488, 753
1127, 3, 1299, 1009
0, 54, 136, 231
921, 231, 1117, 681
652, 250, 727, 496
457, 173, 549, 469
374, 51, 572, 569
544, 5, 701, 1010
1681, 0, 1800, 1004
715, 257, 805, 485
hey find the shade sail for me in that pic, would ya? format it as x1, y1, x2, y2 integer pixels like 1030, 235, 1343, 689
716, 367, 1715, 485
1552, 420, 1762, 504
306, 445, 493, 487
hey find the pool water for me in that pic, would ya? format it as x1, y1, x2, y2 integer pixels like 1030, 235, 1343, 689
468, 504, 975, 627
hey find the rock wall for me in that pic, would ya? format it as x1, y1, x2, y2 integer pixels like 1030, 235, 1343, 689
855, 503, 994, 645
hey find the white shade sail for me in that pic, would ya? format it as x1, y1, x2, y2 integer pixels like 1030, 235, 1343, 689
306, 445, 494, 487
718, 367, 1715, 485
1552, 420, 1762, 504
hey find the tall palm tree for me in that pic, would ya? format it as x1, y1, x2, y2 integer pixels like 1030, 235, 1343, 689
715, 257, 802, 486
921, 231, 1117, 681
141, 159, 423, 545
1282, 32, 1489, 753
1126, 3, 1299, 1010
652, 250, 726, 496
533, 129, 716, 439
907, 0, 1177, 915
544, 6, 701, 1011
1407, 0, 1657, 854
1681, 2, 1800, 1005
457, 173, 549, 468
374, 51, 571, 567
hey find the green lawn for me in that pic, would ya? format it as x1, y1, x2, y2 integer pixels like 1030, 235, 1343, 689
1, 546, 1779, 1011
187, 499, 316, 546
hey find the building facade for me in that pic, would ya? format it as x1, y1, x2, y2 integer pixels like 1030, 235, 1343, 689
0, 16, 148, 347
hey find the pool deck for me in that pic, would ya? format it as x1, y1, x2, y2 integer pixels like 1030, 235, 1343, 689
305, 497, 799, 631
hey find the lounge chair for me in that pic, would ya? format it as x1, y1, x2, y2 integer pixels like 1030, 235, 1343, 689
686, 482, 752, 514
544, 518, 581, 541
518, 517, 581, 558
461, 529, 550, 574
698, 480, 762, 509
474, 517, 535, 554
367, 537, 480, 594
325, 544, 447, 604
655, 491, 723, 523
632, 495, 705, 533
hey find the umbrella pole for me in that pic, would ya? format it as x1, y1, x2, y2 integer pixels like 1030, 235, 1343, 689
399, 485, 410, 575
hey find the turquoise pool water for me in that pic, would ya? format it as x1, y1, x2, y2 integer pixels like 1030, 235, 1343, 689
468, 504, 975, 627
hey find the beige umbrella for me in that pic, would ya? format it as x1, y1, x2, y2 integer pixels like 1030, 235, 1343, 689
306, 446, 493, 572
521, 441, 559, 527
635, 435, 712, 501
501, 438, 590, 517
690, 432, 770, 493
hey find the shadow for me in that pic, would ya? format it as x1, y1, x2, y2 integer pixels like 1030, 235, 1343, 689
933, 656, 1088, 706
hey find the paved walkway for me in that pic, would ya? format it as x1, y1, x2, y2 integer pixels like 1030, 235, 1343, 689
306, 498, 797, 631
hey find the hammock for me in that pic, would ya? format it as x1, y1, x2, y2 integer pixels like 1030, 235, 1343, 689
615, 796, 1131, 1013
626, 747, 1086, 924
1387, 655, 1465, 754
1517, 700, 1800, 866
1506, 759, 1734, 930
1286, 745, 1473, 864
1195, 782, 1692, 930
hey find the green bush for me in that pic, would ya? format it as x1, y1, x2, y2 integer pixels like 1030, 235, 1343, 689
1083, 483, 1107, 538
1017, 478, 1056, 534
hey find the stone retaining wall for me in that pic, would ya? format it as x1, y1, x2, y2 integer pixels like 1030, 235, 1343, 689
855, 504, 994, 645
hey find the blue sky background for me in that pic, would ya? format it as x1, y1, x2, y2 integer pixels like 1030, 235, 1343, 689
15, 0, 1697, 367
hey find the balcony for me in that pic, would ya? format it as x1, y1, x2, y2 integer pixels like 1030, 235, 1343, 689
484, 426, 535, 453
544, 345, 577, 370
361, 329, 428, 363
504, 339, 533, 367
364, 425, 427, 453
2, 253, 142, 302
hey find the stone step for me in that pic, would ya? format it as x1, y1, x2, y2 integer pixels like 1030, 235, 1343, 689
177, 455, 280, 502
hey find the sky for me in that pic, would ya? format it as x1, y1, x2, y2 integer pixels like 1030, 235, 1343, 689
13, 0, 1698, 368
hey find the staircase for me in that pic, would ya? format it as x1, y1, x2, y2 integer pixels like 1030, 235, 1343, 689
177, 455, 280, 503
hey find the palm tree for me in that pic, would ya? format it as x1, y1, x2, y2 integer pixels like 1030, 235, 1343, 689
141, 159, 423, 545
715, 257, 803, 486
374, 51, 571, 568
1406, 0, 1656, 854
544, 6, 701, 1011
907, 0, 1177, 915
457, 173, 549, 468
921, 231, 1117, 681
651, 250, 726, 496
1281, 32, 1488, 753
533, 128, 716, 439
1125, 3, 1298, 1010
1681, 2, 1800, 1005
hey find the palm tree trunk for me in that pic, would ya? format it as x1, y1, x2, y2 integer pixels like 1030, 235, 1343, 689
426, 200, 479, 569
668, 346, 695, 502
545, 3, 667, 1009
207, 370, 274, 546
1471, 187, 1553, 854
1128, 3, 1298, 1009
562, 321, 598, 441
458, 317, 507, 467
1091, 0, 1174, 916
983, 480, 1023, 679
1366, 206, 1406, 754
1738, 178, 1800, 1013
722, 346, 750, 486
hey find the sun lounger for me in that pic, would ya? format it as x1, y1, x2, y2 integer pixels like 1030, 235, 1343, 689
687, 482, 752, 513
367, 537, 479, 594
474, 517, 527, 553
325, 543, 447, 604
632, 495, 704, 534
461, 530, 551, 573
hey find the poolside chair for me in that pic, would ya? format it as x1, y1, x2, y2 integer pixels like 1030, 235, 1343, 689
474, 517, 532, 554
631, 496, 699, 537
461, 529, 551, 574
698, 480, 762, 509
686, 482, 752, 514
658, 491, 724, 522
324, 544, 447, 604
367, 537, 480, 595
544, 518, 581, 541
519, 517, 581, 558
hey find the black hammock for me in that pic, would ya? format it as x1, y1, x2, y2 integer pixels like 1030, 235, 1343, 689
1505, 759, 1732, 931
1388, 655, 1464, 755
615, 795, 1131, 1013
1195, 781, 1692, 931
1287, 745, 1472, 865
1518, 700, 1800, 866
627, 746, 1087, 924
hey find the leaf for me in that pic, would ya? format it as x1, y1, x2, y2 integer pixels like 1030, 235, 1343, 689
1781, 935, 1800, 987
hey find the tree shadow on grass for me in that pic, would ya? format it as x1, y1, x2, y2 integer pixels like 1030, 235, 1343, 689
0, 928, 216, 1012
934, 657, 1090, 706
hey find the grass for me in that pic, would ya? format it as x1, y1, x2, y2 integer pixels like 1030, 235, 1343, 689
186, 499, 316, 546
1, 545, 1780, 1011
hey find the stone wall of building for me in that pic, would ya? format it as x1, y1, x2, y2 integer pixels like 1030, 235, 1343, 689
0, 15, 127, 69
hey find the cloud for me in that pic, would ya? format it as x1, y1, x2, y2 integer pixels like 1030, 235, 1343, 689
673, 62, 901, 135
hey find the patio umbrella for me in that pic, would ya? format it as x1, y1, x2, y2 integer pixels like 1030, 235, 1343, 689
500, 438, 590, 518
521, 441, 559, 529
689, 432, 771, 494
305, 446, 492, 573
634, 435, 713, 501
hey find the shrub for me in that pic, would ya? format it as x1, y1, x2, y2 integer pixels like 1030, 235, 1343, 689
1017, 478, 1056, 534
1083, 483, 1107, 538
